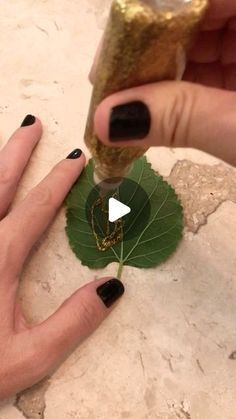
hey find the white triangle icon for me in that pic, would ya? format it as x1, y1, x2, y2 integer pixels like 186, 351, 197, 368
109, 198, 131, 223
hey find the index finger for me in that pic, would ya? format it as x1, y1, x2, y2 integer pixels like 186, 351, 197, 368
0, 150, 85, 276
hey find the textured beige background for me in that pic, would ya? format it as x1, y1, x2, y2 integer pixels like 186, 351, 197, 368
0, 1, 236, 418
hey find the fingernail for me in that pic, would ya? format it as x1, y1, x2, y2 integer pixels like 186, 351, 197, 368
21, 114, 36, 127
97, 278, 125, 308
109, 101, 151, 142
67, 149, 82, 159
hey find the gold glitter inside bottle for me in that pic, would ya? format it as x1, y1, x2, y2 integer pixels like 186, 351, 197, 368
85, 0, 208, 184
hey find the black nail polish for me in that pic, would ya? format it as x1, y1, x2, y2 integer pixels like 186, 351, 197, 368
21, 114, 36, 127
97, 278, 125, 308
109, 101, 151, 142
66, 149, 82, 159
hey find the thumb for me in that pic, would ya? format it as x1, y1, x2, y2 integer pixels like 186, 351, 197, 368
30, 277, 124, 377
94, 81, 236, 166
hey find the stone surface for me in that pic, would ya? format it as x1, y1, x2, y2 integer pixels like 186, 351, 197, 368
15, 380, 50, 419
167, 160, 236, 233
0, 1, 236, 419
0, 399, 24, 419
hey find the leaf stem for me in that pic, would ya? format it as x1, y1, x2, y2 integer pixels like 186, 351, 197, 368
117, 261, 124, 280
117, 240, 124, 279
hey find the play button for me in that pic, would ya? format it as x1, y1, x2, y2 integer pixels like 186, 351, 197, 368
86, 175, 151, 244
108, 198, 131, 223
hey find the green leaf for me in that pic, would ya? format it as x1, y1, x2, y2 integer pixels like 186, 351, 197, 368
65, 157, 183, 273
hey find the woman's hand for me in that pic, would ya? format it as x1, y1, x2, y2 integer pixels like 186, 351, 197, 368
93, 0, 236, 166
0, 115, 124, 400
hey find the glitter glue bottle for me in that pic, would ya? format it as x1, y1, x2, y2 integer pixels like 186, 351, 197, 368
85, 0, 208, 185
